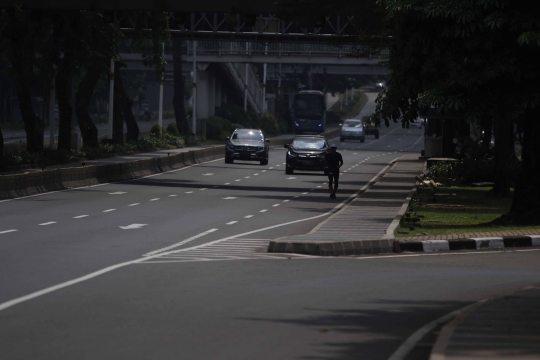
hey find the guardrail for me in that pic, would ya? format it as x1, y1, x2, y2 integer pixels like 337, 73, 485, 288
188, 41, 389, 59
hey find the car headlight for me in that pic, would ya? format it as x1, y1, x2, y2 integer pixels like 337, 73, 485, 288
287, 151, 298, 157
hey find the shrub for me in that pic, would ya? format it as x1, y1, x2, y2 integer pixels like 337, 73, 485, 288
204, 116, 235, 140
150, 124, 165, 138
166, 123, 179, 136
259, 113, 279, 136
428, 162, 455, 179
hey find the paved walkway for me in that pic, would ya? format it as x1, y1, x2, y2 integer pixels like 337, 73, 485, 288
268, 154, 540, 359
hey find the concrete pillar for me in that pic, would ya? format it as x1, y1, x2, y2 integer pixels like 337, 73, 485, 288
215, 79, 222, 108
196, 70, 210, 120
208, 73, 216, 117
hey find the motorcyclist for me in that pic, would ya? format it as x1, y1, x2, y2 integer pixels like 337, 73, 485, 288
324, 145, 343, 199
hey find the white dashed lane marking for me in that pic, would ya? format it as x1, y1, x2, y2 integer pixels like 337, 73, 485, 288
259, 209, 268, 213
73, 215, 89, 219
222, 197, 238, 200
103, 209, 116, 213
128, 203, 140, 206
202, 173, 214, 176
169, 195, 178, 197
199, 188, 207, 191
244, 215, 254, 218
224, 183, 231, 185
185, 191, 193, 194
272, 204, 280, 207
287, 177, 296, 180
226, 221, 238, 225
0, 230, 17, 234
39, 222, 56, 226
109, 192, 127, 195
283, 200, 290, 202
149, 198, 160, 201
302, 192, 308, 195
119, 224, 147, 230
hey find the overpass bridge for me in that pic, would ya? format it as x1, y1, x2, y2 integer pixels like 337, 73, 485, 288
119, 39, 388, 129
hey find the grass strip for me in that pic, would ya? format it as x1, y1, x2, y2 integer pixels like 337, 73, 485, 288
396, 184, 540, 237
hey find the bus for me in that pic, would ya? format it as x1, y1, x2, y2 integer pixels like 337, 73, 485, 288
292, 90, 326, 134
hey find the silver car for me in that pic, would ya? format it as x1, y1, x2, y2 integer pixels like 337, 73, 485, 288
340, 119, 365, 143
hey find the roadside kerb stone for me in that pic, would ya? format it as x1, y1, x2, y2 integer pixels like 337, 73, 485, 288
0, 145, 224, 200
398, 235, 540, 253
267, 239, 394, 256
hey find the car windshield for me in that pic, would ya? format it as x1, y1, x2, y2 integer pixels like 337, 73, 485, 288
343, 120, 363, 128
292, 138, 326, 149
232, 131, 263, 141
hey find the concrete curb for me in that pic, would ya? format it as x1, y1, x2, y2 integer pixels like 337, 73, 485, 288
267, 239, 395, 256
0, 145, 224, 200
397, 235, 540, 252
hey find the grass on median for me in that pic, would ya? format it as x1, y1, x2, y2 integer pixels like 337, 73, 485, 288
395, 184, 540, 237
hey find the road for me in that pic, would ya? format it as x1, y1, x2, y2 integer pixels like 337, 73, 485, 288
1, 93, 538, 359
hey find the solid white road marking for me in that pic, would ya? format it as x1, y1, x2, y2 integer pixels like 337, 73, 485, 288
73, 215, 89, 219
119, 224, 147, 230
149, 198, 160, 201
260, 209, 268, 212
244, 215, 254, 218
0, 230, 17, 234
39, 222, 56, 226
103, 209, 116, 212
144, 228, 219, 256
128, 203, 140, 206
108, 192, 127, 195
226, 221, 238, 225
222, 197, 238, 200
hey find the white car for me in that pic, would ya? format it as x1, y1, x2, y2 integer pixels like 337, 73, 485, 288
340, 119, 365, 142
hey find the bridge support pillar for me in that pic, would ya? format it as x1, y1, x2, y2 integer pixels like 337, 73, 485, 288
196, 63, 219, 136
215, 79, 222, 108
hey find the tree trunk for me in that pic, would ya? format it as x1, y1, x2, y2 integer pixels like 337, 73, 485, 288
491, 109, 513, 197
75, 66, 101, 148
0, 124, 4, 160
56, 55, 74, 151
173, 38, 191, 135
509, 108, 540, 222
115, 68, 139, 142
112, 61, 124, 145
13, 67, 44, 152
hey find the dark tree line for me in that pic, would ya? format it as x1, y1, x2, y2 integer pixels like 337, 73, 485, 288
0, 9, 191, 156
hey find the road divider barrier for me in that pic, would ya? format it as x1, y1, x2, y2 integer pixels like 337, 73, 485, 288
0, 145, 225, 200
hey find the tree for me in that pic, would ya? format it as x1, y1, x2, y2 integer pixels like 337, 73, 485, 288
172, 38, 191, 135
373, 0, 540, 219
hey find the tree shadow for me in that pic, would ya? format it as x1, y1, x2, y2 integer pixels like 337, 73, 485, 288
236, 299, 471, 360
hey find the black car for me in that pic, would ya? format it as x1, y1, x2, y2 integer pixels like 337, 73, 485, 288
284, 135, 329, 174
225, 129, 270, 165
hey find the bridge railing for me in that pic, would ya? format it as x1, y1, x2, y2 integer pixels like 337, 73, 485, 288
224, 62, 264, 113
187, 41, 388, 59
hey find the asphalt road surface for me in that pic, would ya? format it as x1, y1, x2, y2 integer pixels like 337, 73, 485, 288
2, 94, 538, 359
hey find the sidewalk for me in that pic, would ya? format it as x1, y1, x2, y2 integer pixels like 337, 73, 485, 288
264, 154, 540, 359
431, 286, 540, 360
